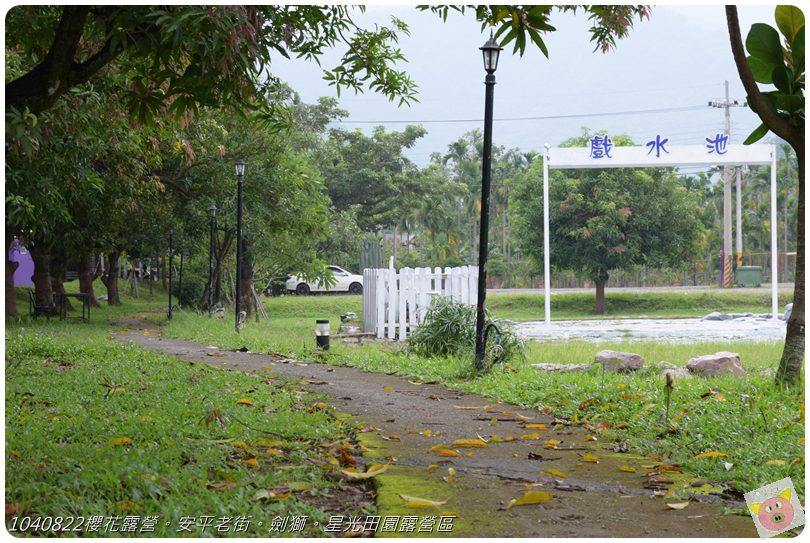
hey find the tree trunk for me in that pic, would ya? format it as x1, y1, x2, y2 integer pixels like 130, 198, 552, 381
101, 250, 122, 305
776, 147, 804, 386
49, 247, 71, 312
595, 281, 606, 315
239, 237, 254, 318
29, 243, 56, 313
79, 252, 102, 307
6, 259, 19, 317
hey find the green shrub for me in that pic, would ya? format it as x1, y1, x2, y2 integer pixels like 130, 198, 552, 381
407, 297, 524, 367
173, 272, 207, 309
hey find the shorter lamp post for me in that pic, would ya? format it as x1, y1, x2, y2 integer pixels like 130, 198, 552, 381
167, 230, 174, 320
208, 204, 217, 317
473, 32, 502, 371
234, 160, 246, 334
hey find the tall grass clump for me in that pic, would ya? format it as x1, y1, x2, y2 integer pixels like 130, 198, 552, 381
407, 297, 523, 365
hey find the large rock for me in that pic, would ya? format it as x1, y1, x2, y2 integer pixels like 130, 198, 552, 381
686, 352, 745, 377
784, 303, 793, 321
702, 312, 733, 321
595, 350, 644, 372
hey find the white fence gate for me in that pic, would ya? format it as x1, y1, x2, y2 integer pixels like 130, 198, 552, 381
363, 258, 478, 340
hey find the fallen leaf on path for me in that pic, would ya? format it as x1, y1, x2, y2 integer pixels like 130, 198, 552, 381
427, 464, 439, 472
543, 439, 560, 449
443, 468, 456, 483
399, 494, 448, 508
524, 424, 548, 430
437, 449, 462, 457
206, 352, 227, 357
506, 491, 553, 509
665, 502, 690, 510
453, 405, 484, 410
544, 468, 567, 479
428, 444, 448, 452
619, 465, 637, 473
341, 463, 389, 479
490, 436, 516, 443
451, 438, 487, 448
520, 432, 542, 440
383, 386, 394, 392
582, 454, 599, 463
693, 451, 728, 459
380, 434, 400, 442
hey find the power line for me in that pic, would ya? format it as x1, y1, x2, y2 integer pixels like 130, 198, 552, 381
332, 104, 707, 125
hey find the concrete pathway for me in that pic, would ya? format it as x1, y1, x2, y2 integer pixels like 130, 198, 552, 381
115, 320, 757, 537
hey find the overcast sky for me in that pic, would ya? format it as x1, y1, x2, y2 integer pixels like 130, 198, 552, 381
271, 4, 780, 172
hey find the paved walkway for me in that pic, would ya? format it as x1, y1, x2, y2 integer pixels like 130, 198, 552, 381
115, 320, 757, 537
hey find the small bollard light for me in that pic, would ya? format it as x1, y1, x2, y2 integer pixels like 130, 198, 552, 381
315, 319, 330, 350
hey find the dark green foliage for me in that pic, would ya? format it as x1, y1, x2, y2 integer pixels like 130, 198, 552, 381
173, 272, 207, 309
407, 297, 523, 365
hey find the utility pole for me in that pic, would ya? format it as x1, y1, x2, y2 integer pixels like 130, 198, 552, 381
709, 80, 746, 287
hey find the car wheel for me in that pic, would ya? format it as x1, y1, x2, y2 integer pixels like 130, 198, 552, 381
296, 283, 311, 296
349, 282, 363, 295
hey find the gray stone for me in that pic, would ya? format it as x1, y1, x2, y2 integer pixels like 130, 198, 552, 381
533, 363, 591, 373
595, 350, 644, 372
686, 352, 745, 377
702, 311, 723, 321
656, 361, 678, 370
784, 303, 793, 322
659, 368, 693, 380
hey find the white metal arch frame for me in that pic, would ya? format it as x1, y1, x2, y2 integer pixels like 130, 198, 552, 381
541, 143, 778, 323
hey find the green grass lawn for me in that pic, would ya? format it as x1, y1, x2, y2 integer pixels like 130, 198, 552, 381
487, 291, 793, 321
159, 294, 804, 501
5, 287, 372, 536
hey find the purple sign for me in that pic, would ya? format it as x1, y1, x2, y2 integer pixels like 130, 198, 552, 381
8, 238, 34, 286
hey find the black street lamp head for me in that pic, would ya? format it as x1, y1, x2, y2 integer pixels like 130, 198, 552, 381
235, 159, 246, 177
208, 204, 217, 219
480, 32, 502, 74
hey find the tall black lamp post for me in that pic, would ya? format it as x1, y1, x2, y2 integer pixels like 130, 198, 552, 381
168, 230, 174, 320
473, 33, 502, 371
208, 204, 217, 317
234, 160, 246, 334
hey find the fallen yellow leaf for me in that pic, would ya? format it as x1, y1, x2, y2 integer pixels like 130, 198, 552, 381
245, 458, 260, 468
545, 468, 567, 479
693, 451, 729, 459
427, 464, 439, 472
399, 494, 449, 508
506, 491, 553, 509
619, 465, 637, 473
666, 502, 690, 510
451, 438, 488, 448
582, 453, 599, 463
236, 398, 254, 406
524, 424, 548, 430
428, 444, 448, 452
341, 463, 389, 479
384, 386, 394, 392
765, 459, 786, 466
543, 439, 560, 449
520, 432, 542, 440
443, 468, 456, 483
111, 436, 132, 446
437, 449, 462, 458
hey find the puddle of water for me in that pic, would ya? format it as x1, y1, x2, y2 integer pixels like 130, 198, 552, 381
515, 317, 786, 343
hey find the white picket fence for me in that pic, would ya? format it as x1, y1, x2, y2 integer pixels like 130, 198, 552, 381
363, 258, 478, 340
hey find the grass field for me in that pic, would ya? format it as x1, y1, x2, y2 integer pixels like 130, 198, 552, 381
5, 287, 372, 536
157, 293, 803, 501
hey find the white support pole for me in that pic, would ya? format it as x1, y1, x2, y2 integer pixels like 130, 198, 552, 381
543, 143, 551, 324
736, 168, 742, 261
771, 145, 778, 320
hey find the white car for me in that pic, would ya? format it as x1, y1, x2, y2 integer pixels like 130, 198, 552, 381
287, 265, 364, 295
